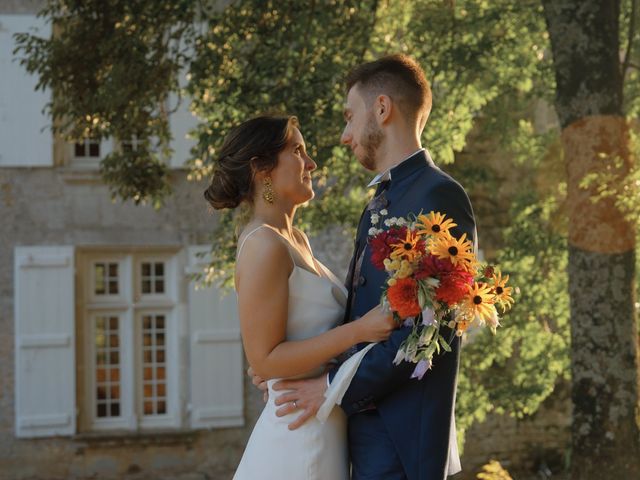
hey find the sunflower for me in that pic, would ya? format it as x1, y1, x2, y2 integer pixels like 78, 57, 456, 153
430, 233, 476, 270
490, 271, 514, 309
416, 211, 457, 237
458, 282, 497, 325
390, 229, 424, 263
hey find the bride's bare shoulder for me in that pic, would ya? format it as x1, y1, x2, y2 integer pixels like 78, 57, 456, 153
236, 225, 291, 274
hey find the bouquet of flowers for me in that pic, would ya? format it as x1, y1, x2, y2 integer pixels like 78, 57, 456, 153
368, 209, 516, 379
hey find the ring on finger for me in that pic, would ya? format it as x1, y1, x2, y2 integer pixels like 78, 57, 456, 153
292, 401, 298, 409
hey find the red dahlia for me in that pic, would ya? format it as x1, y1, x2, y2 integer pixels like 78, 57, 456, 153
415, 254, 455, 279
387, 277, 422, 318
435, 270, 474, 305
370, 226, 408, 270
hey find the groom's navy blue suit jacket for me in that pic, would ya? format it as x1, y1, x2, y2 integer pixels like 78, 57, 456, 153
330, 150, 476, 480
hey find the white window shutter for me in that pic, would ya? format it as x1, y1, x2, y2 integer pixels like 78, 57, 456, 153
186, 246, 244, 428
14, 246, 75, 437
0, 15, 52, 167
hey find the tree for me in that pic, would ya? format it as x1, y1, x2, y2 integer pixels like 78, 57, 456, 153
541, 0, 640, 478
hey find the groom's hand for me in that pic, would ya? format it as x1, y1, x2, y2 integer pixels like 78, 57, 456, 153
273, 374, 328, 430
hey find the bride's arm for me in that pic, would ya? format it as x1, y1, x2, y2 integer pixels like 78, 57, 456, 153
236, 229, 393, 380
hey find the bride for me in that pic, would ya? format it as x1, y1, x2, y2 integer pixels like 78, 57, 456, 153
204, 115, 395, 479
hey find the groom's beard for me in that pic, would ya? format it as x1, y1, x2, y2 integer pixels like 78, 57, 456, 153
360, 112, 383, 171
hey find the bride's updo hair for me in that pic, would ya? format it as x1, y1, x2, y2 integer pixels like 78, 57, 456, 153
204, 115, 299, 210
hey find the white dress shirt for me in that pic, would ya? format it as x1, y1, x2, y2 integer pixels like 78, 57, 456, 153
366, 148, 426, 187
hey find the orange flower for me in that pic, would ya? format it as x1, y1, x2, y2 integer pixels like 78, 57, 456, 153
387, 277, 422, 318
416, 211, 457, 237
490, 271, 514, 309
431, 233, 476, 271
390, 229, 424, 263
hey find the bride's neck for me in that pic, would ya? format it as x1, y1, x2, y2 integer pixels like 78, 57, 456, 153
250, 202, 297, 237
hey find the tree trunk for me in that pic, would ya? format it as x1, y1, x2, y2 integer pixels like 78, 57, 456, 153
541, 1, 640, 478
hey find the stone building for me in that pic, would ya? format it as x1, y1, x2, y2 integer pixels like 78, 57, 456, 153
0, 3, 258, 478
0, 2, 569, 479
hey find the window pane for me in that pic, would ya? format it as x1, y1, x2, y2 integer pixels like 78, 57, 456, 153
142, 263, 151, 276
96, 352, 106, 365
154, 263, 164, 276
75, 142, 86, 157
97, 385, 107, 400
140, 313, 168, 417
94, 264, 105, 295
155, 279, 164, 293
108, 263, 118, 277
94, 316, 121, 418
110, 384, 120, 400
142, 280, 151, 294
89, 141, 100, 157
108, 280, 118, 294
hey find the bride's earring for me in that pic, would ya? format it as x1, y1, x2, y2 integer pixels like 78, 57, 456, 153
262, 176, 275, 204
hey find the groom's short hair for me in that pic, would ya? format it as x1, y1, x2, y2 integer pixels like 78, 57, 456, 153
346, 54, 432, 125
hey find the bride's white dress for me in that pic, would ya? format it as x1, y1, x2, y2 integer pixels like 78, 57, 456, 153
233, 225, 356, 480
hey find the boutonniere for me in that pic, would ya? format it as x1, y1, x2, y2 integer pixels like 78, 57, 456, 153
367, 190, 389, 212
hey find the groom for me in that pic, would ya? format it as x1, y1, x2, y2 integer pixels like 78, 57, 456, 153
267, 54, 476, 479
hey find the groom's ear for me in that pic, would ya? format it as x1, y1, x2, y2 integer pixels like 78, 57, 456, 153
376, 95, 392, 125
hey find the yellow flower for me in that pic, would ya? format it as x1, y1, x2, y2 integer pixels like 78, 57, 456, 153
390, 229, 423, 263
431, 232, 476, 270
490, 271, 514, 309
396, 259, 414, 279
459, 282, 497, 326
416, 211, 457, 237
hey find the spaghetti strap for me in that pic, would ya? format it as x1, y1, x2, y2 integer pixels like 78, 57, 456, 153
236, 225, 296, 264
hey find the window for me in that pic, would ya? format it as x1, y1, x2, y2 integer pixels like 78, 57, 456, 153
14, 245, 244, 438
121, 135, 145, 153
74, 139, 100, 159
66, 137, 112, 169
82, 252, 179, 431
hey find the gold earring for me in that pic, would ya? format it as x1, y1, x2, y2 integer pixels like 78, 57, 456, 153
262, 176, 275, 204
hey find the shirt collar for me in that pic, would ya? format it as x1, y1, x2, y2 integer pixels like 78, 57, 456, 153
367, 148, 426, 187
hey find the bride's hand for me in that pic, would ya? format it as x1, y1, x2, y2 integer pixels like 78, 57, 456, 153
354, 305, 396, 343
247, 366, 268, 403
